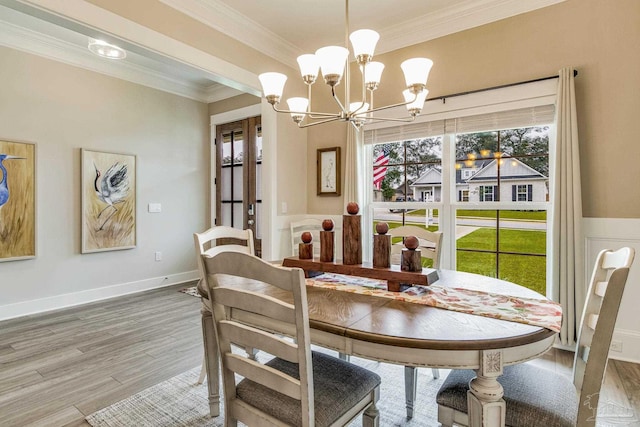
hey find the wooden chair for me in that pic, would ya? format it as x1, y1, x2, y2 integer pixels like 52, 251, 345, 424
436, 247, 635, 427
388, 225, 442, 269
201, 251, 381, 426
194, 226, 256, 385
291, 218, 323, 257
387, 225, 443, 418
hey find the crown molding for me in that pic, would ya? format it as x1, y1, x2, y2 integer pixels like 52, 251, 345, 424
377, 0, 566, 54
204, 84, 244, 103
0, 16, 221, 102
158, 0, 300, 69
160, 0, 565, 64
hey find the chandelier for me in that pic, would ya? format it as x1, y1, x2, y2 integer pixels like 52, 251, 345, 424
258, 0, 433, 130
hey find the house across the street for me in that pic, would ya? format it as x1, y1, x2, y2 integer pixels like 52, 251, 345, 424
409, 157, 548, 203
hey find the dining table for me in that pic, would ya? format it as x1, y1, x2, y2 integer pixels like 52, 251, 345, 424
197, 260, 560, 427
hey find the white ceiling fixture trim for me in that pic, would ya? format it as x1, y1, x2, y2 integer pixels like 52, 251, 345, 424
159, 0, 300, 69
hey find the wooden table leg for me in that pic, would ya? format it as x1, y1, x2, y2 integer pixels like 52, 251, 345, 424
200, 303, 220, 417
467, 349, 506, 427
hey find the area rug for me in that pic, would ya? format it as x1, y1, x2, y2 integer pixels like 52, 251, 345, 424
179, 286, 201, 298
86, 349, 447, 426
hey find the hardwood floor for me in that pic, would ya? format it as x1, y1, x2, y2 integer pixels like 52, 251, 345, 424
0, 283, 638, 426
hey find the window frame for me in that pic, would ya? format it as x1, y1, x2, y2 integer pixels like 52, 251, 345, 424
362, 78, 557, 298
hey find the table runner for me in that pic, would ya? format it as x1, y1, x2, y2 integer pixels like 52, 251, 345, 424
306, 273, 562, 333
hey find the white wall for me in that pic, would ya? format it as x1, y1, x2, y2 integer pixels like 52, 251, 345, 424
0, 47, 207, 319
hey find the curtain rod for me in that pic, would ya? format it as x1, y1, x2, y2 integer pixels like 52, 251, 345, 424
430, 69, 578, 104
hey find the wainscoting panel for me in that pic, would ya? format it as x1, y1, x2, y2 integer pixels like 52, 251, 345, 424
584, 217, 640, 363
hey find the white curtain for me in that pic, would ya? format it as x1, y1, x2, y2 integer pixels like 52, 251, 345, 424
552, 67, 584, 346
343, 126, 363, 212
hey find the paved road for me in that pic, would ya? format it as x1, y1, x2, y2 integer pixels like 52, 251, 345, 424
374, 211, 547, 231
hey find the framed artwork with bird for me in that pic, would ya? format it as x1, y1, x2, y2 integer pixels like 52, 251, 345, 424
0, 139, 36, 262
81, 149, 136, 253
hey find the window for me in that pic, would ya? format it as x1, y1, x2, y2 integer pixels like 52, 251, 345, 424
514, 184, 533, 201
371, 125, 550, 294
365, 79, 556, 295
479, 185, 497, 202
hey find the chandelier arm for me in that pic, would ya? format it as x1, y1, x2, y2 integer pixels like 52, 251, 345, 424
270, 103, 341, 118
331, 85, 348, 117
297, 116, 343, 128
306, 85, 331, 119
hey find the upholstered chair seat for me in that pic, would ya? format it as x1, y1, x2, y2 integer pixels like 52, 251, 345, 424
436, 364, 578, 427
237, 351, 381, 426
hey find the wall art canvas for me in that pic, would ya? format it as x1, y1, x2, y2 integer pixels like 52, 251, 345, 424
0, 139, 36, 262
82, 149, 136, 253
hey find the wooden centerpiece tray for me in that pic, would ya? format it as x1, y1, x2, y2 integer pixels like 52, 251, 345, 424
282, 256, 439, 292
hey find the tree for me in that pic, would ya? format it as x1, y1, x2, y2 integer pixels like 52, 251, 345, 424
455, 127, 549, 176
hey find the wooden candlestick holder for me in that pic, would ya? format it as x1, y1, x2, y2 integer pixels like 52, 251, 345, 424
320, 230, 334, 262
373, 234, 391, 268
401, 248, 422, 272
299, 242, 313, 259
342, 214, 362, 265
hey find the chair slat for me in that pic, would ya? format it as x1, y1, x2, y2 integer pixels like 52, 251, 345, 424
219, 320, 299, 362
212, 287, 296, 324
225, 353, 302, 401
586, 313, 598, 330
594, 281, 607, 297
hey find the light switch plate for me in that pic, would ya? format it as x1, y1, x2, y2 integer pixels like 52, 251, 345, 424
148, 203, 162, 213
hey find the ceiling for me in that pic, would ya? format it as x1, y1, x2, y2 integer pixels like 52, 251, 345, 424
0, 0, 564, 103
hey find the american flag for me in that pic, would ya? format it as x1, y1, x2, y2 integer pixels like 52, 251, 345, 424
373, 145, 391, 190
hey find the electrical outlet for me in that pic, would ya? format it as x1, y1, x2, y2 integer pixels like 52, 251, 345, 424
155, 251, 162, 261
610, 340, 623, 352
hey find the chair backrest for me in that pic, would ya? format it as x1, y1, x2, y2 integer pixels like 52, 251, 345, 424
290, 218, 324, 257
387, 225, 442, 268
194, 226, 255, 286
573, 247, 634, 425
201, 251, 315, 426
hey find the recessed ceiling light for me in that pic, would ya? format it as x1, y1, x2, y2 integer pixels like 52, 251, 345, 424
88, 38, 126, 60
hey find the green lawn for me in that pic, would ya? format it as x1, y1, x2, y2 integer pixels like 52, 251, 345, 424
374, 221, 547, 294
407, 209, 547, 221
456, 228, 546, 294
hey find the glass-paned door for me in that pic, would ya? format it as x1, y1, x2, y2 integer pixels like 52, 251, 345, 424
216, 116, 262, 256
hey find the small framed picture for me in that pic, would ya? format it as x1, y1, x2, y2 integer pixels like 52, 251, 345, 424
317, 146, 341, 196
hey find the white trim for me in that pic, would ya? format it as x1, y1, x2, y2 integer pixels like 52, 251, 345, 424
0, 15, 225, 102
364, 78, 558, 132
159, 0, 300, 69
211, 104, 262, 127
0, 271, 199, 322
210, 104, 263, 229
610, 328, 640, 364
17, 0, 260, 95
378, 0, 566, 55
159, 0, 565, 64
583, 217, 640, 364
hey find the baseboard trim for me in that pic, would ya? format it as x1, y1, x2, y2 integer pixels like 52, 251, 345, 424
0, 270, 199, 322
610, 328, 640, 364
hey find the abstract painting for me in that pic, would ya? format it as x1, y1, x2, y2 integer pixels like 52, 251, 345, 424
82, 149, 136, 253
0, 139, 36, 262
